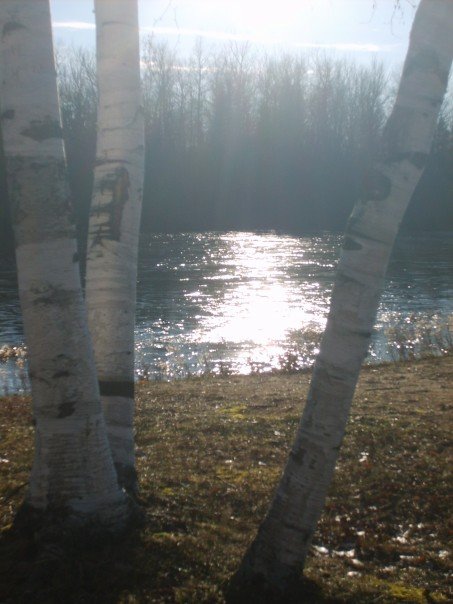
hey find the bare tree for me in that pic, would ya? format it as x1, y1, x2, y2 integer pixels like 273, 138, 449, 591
0, 0, 128, 527
228, 0, 453, 599
85, 0, 145, 493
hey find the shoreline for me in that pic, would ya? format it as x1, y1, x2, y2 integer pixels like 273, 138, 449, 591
1, 339, 452, 394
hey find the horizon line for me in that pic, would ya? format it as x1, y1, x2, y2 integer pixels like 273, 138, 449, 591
52, 22, 399, 53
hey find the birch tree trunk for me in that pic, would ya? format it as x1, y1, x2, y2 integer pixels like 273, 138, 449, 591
229, 0, 453, 598
85, 0, 144, 493
0, 0, 127, 526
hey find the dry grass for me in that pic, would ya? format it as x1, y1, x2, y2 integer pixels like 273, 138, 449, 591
0, 354, 451, 603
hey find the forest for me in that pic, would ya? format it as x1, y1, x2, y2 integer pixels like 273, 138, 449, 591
1, 39, 452, 256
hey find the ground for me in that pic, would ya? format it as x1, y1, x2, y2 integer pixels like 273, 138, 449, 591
0, 354, 451, 603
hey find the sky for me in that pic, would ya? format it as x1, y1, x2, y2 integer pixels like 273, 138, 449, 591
50, 0, 420, 68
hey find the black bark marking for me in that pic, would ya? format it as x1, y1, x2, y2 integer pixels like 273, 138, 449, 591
281, 522, 311, 542
90, 167, 130, 245
382, 149, 428, 171
312, 360, 347, 387
57, 401, 75, 418
72, 252, 79, 263
382, 91, 439, 171
7, 155, 75, 245
21, 117, 62, 142
342, 236, 362, 251
308, 457, 317, 470
95, 159, 131, 167
410, 152, 428, 170
1, 109, 15, 120
3, 22, 26, 37
29, 371, 51, 386
356, 329, 373, 339
346, 202, 366, 232
335, 272, 363, 289
290, 448, 306, 466
53, 370, 70, 379
347, 228, 383, 245
32, 285, 72, 307
362, 168, 391, 202
99, 380, 134, 398
114, 462, 139, 494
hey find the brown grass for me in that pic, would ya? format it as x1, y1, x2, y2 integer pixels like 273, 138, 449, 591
0, 354, 451, 603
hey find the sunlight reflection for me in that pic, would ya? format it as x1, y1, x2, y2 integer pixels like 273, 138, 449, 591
189, 232, 330, 372
2, 231, 453, 390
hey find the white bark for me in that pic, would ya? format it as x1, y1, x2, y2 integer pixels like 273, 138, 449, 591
0, 0, 127, 525
230, 0, 453, 596
85, 0, 144, 491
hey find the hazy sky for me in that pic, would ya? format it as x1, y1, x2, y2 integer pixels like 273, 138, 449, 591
50, 0, 420, 67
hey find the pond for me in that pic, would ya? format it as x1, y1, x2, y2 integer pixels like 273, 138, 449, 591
1, 231, 452, 393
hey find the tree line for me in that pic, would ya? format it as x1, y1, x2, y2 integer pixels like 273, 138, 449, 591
1, 40, 452, 257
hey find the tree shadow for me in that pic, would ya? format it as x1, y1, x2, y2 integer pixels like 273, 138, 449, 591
0, 512, 343, 603
225, 571, 341, 604
0, 498, 206, 603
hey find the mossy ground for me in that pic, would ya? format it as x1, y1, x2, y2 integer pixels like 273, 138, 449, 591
0, 355, 451, 603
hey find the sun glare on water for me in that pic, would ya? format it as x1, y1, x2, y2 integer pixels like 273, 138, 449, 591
188, 232, 332, 373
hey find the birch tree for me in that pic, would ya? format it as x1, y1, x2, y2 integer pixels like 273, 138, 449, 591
0, 0, 128, 526
85, 0, 145, 492
229, 0, 453, 598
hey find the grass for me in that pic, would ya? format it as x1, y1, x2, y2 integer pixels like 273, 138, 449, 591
0, 354, 451, 603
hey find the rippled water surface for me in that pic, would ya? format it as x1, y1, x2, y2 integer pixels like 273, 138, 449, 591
1, 231, 452, 391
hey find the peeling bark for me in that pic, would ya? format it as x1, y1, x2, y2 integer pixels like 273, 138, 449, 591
85, 0, 144, 493
21, 116, 62, 142
2, 21, 26, 36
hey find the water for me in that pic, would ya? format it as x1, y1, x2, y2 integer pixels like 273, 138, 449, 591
1, 231, 452, 393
